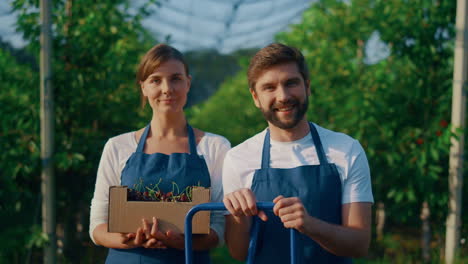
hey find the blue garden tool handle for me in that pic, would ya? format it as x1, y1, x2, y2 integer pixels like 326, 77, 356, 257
184, 202, 298, 264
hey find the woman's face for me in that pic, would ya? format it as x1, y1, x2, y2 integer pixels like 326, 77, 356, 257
140, 59, 191, 114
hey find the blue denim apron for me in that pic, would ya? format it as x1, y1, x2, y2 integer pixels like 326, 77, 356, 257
105, 124, 211, 264
251, 122, 351, 264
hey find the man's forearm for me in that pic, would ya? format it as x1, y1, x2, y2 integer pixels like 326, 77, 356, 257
225, 215, 252, 261
303, 216, 371, 258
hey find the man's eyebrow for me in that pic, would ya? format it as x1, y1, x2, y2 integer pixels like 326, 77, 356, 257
285, 77, 301, 82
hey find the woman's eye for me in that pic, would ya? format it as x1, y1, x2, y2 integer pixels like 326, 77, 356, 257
151, 79, 161, 84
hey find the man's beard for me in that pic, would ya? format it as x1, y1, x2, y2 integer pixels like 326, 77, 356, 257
260, 96, 309, 129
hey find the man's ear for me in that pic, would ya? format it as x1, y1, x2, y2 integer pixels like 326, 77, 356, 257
306, 79, 311, 96
250, 87, 261, 108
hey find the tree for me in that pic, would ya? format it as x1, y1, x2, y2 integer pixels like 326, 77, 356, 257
191, 0, 460, 241
280, 0, 456, 226
0, 44, 41, 263
184, 48, 255, 107
1, 0, 158, 261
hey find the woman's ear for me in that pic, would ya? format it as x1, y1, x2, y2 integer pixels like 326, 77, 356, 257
186, 75, 192, 91
140, 80, 147, 96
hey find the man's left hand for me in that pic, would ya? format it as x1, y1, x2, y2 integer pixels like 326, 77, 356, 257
273, 195, 313, 234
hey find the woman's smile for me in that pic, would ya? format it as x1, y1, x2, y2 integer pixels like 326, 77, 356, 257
159, 98, 176, 104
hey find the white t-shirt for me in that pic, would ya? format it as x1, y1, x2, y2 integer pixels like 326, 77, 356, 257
223, 123, 374, 204
89, 131, 231, 245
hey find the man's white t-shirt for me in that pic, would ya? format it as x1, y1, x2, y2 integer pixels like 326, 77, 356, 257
223, 123, 374, 204
89, 131, 231, 245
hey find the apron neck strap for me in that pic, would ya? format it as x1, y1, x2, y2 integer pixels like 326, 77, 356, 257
260, 122, 328, 168
136, 123, 197, 154
136, 124, 151, 153
187, 124, 198, 155
309, 122, 328, 165
261, 129, 271, 169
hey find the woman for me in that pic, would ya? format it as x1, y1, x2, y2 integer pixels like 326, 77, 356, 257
89, 44, 231, 263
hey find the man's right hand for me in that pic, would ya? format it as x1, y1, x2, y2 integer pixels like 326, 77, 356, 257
223, 188, 268, 221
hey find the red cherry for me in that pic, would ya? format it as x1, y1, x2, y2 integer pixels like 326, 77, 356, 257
163, 192, 173, 201
440, 120, 448, 128
180, 193, 188, 202
155, 191, 162, 200
416, 138, 424, 145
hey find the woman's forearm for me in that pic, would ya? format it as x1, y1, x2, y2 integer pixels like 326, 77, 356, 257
93, 223, 133, 249
191, 228, 219, 251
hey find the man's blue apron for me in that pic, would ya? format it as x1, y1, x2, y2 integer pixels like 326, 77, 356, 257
105, 124, 211, 264
251, 122, 351, 264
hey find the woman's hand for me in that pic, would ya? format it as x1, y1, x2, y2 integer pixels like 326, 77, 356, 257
156, 229, 185, 250
141, 217, 220, 251
115, 227, 147, 249
141, 217, 178, 249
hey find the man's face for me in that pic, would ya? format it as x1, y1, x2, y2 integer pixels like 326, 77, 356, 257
250, 62, 310, 129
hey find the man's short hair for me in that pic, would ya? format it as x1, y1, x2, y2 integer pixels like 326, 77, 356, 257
247, 43, 309, 90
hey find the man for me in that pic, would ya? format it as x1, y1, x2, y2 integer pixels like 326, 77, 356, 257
222, 43, 374, 263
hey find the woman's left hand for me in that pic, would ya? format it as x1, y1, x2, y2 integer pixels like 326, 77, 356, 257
156, 229, 185, 250
141, 217, 185, 250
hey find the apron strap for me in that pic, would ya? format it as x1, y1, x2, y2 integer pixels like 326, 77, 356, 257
261, 129, 271, 169
187, 124, 198, 155
309, 122, 328, 165
137, 123, 197, 154
261, 123, 328, 168
136, 124, 151, 153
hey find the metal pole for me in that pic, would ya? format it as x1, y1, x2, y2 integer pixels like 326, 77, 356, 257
184, 202, 299, 264
445, 0, 467, 263
40, 0, 56, 263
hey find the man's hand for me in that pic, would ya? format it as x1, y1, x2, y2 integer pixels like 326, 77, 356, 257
223, 188, 268, 221
273, 195, 313, 234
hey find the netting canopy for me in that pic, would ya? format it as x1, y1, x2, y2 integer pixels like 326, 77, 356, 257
139, 0, 315, 53
0, 0, 315, 53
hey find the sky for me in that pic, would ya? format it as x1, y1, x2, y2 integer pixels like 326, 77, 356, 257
0, 0, 25, 48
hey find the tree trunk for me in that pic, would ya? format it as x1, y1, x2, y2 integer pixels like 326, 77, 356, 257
420, 201, 431, 263
376, 202, 385, 241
